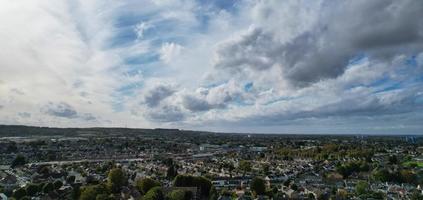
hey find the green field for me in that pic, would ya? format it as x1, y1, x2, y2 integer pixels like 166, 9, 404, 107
403, 161, 423, 167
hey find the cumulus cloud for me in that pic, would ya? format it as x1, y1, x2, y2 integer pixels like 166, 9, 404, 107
1, 0, 422, 133
213, 0, 423, 87
181, 81, 244, 112
214, 28, 276, 72
145, 105, 185, 122
143, 84, 175, 107
182, 95, 216, 112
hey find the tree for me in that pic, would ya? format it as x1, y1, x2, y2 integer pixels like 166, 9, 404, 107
67, 175, 76, 184
6, 142, 18, 153
317, 192, 330, 200
39, 166, 50, 176
411, 189, 423, 200
167, 165, 178, 180
400, 170, 417, 184
173, 175, 212, 198
71, 185, 81, 200
53, 180, 63, 189
11, 155, 26, 168
194, 176, 213, 198
262, 164, 270, 175
290, 184, 298, 191
80, 186, 99, 200
370, 191, 385, 199
163, 158, 174, 166
13, 188, 27, 200
220, 190, 237, 200
372, 168, 391, 182
107, 168, 127, 193
283, 179, 291, 187
143, 186, 164, 200
336, 189, 348, 199
250, 177, 266, 196
355, 181, 368, 195
388, 155, 398, 165
167, 189, 191, 200
265, 188, 274, 198
80, 184, 108, 200
136, 178, 160, 194
25, 184, 39, 196
209, 186, 218, 200
238, 160, 251, 176
42, 182, 54, 194
95, 194, 114, 200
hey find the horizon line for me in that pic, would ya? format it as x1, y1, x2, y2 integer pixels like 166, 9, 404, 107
0, 124, 421, 136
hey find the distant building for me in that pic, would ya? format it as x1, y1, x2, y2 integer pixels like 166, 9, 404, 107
250, 146, 267, 152
192, 153, 214, 160
199, 144, 220, 151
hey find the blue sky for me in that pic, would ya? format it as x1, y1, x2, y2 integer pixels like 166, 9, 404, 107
0, 0, 423, 134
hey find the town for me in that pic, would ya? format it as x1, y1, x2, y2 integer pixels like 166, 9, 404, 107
0, 125, 422, 200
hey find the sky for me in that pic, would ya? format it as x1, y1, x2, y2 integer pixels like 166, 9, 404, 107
0, 0, 423, 134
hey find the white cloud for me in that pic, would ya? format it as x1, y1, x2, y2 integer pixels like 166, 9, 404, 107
0, 0, 145, 127
0, 0, 422, 134
159, 42, 183, 64
134, 22, 153, 40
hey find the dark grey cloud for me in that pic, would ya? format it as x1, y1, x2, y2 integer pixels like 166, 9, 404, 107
42, 102, 78, 118
346, 0, 423, 52
182, 94, 233, 112
146, 105, 185, 122
182, 95, 215, 112
144, 85, 175, 107
215, 29, 276, 72
214, 0, 423, 87
240, 87, 423, 126
0, 105, 3, 109
40, 102, 97, 121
